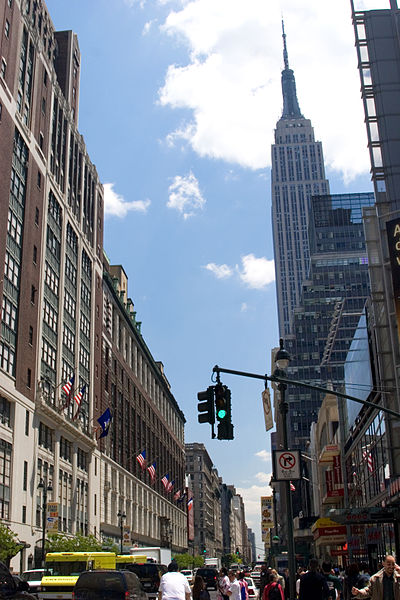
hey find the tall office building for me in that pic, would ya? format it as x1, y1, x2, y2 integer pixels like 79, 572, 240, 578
272, 23, 330, 336
0, 0, 104, 567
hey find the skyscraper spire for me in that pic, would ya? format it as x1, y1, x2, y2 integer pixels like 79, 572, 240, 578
280, 20, 303, 119
282, 19, 289, 70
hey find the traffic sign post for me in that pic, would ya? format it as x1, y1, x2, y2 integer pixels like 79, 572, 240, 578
273, 449, 301, 481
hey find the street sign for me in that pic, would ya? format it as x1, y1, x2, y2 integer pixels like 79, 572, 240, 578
262, 389, 274, 431
273, 450, 301, 481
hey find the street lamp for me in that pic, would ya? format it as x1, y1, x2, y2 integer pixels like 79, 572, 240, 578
37, 479, 52, 567
117, 511, 126, 554
273, 339, 296, 600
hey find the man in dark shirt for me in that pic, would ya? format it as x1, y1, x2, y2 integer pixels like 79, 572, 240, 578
299, 558, 330, 600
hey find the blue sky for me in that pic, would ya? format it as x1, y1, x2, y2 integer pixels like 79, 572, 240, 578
46, 0, 387, 552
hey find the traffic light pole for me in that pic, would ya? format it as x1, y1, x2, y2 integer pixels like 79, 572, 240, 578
212, 365, 400, 420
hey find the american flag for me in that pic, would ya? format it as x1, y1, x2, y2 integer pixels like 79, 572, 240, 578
363, 450, 374, 473
290, 481, 296, 492
147, 461, 156, 482
173, 490, 181, 501
187, 497, 193, 511
136, 450, 146, 470
177, 491, 186, 504
167, 480, 175, 493
161, 473, 170, 489
72, 385, 86, 420
62, 375, 74, 396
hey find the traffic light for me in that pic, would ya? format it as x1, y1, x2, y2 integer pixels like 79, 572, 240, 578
215, 383, 234, 440
197, 387, 215, 425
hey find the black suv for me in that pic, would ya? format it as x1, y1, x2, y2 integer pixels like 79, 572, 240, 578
195, 568, 218, 590
123, 563, 167, 598
73, 570, 147, 600
0, 562, 37, 599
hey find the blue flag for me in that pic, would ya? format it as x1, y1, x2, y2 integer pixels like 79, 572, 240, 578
97, 408, 112, 438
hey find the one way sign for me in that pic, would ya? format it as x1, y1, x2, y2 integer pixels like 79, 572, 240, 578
273, 450, 301, 481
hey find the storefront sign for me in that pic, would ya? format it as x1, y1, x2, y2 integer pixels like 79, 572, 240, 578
387, 218, 400, 345
325, 470, 334, 493
46, 501, 59, 533
327, 488, 344, 498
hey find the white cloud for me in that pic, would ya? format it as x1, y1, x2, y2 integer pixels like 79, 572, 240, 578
167, 171, 205, 218
158, 0, 389, 180
255, 449, 272, 463
237, 254, 275, 289
255, 472, 272, 484
240, 302, 248, 312
204, 263, 233, 279
103, 183, 151, 218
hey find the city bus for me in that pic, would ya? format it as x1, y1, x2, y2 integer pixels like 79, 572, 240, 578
38, 552, 116, 600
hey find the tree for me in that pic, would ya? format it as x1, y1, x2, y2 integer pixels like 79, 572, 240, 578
173, 553, 204, 569
46, 533, 103, 553
0, 523, 23, 563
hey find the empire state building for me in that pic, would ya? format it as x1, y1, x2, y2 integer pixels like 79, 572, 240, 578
272, 23, 330, 337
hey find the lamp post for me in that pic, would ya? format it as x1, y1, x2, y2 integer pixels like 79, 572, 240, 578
37, 479, 52, 567
274, 339, 296, 600
117, 511, 126, 554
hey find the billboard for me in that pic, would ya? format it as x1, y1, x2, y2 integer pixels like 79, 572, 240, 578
387, 218, 400, 345
46, 502, 59, 533
261, 496, 273, 542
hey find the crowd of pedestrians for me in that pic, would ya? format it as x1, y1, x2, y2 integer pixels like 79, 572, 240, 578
158, 556, 400, 600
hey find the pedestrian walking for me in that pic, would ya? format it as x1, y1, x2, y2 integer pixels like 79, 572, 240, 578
352, 555, 400, 600
218, 568, 231, 600
192, 575, 210, 600
262, 571, 284, 600
228, 570, 241, 600
260, 564, 271, 599
298, 558, 330, 600
343, 564, 368, 600
237, 572, 249, 600
158, 561, 192, 600
322, 561, 342, 600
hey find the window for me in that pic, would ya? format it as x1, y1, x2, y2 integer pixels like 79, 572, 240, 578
4, 20, 10, 38
65, 256, 77, 286
7, 0, 12, 7
25, 410, 29, 435
43, 301, 57, 332
46, 226, 60, 260
80, 313, 90, 339
44, 262, 59, 295
43, 68, 47, 86
0, 58, 6, 78
7, 210, 22, 245
2, 297, 17, 331
35, 207, 39, 225
60, 437, 72, 462
28, 326, 33, 345
39, 422, 53, 451
37, 171, 41, 188
30, 285, 36, 304
79, 345, 89, 371
27, 368, 31, 388
0, 396, 11, 427
0, 341, 15, 375
23, 461, 28, 490
0, 103, 2, 121
81, 282, 91, 307
41, 97, 46, 114
42, 339, 56, 370
0, 440, 11, 519
77, 448, 88, 471
4, 251, 20, 287
63, 325, 75, 352
39, 132, 44, 150
22, 505, 26, 523
64, 291, 76, 319
32, 245, 37, 264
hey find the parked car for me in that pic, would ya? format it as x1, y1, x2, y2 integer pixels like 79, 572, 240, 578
124, 562, 167, 599
21, 569, 45, 594
180, 570, 193, 584
195, 568, 218, 590
72, 569, 147, 600
0, 562, 37, 599
245, 577, 259, 599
